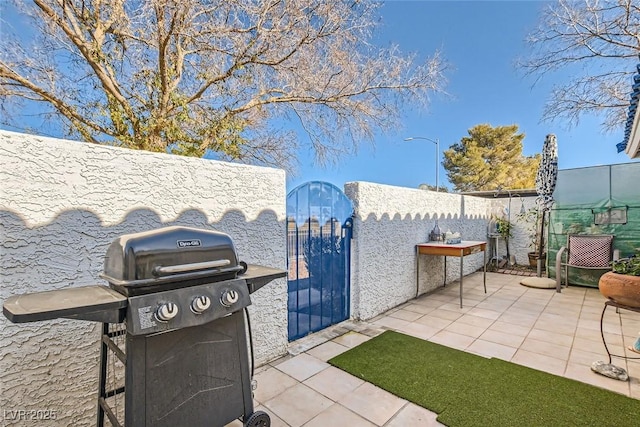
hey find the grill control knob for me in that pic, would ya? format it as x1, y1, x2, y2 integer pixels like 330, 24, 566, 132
220, 289, 239, 307
155, 302, 178, 322
191, 296, 211, 314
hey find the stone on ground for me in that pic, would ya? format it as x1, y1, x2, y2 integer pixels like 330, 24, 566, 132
591, 361, 629, 381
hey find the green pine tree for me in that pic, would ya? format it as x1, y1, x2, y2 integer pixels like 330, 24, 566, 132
443, 124, 540, 192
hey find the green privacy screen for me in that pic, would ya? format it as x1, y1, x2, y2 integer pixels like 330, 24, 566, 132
547, 163, 640, 287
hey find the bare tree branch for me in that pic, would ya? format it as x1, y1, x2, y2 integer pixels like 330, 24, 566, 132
518, 0, 640, 131
0, 0, 448, 171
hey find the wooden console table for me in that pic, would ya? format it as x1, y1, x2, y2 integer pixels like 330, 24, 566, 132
416, 241, 487, 308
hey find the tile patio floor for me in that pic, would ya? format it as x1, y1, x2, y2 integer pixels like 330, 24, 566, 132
228, 272, 640, 427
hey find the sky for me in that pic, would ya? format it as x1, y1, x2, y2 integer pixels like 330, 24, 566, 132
286, 0, 640, 192
2, 1, 638, 194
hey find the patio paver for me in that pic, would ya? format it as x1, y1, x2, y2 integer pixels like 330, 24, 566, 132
226, 271, 640, 426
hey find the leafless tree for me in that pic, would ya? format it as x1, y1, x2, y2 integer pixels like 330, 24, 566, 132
519, 0, 640, 131
0, 0, 447, 171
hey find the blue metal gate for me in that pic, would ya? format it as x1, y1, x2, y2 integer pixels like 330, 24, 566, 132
286, 181, 353, 341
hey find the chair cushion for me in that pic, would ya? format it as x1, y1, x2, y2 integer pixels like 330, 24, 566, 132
568, 235, 613, 268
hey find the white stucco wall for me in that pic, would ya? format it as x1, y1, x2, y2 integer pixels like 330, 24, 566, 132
0, 130, 287, 426
345, 182, 491, 320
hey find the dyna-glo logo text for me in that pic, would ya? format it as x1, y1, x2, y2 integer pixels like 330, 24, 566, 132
177, 239, 202, 248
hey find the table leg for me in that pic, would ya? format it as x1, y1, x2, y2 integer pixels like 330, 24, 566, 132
598, 301, 640, 363
443, 256, 447, 287
483, 247, 487, 293
416, 247, 420, 298
459, 251, 464, 308
600, 303, 612, 364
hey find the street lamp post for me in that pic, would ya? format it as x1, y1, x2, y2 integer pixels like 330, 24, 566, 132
404, 136, 439, 192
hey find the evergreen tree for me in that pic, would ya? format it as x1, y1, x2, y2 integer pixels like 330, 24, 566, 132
443, 124, 540, 192
418, 184, 449, 193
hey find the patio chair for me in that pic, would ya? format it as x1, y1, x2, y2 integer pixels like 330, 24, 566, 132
555, 234, 618, 293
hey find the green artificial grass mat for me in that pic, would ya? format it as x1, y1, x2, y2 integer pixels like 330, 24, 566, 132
328, 331, 640, 427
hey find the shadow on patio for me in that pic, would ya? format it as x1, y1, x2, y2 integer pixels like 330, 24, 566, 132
228, 271, 640, 427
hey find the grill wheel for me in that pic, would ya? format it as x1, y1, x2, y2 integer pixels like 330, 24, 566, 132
244, 410, 270, 427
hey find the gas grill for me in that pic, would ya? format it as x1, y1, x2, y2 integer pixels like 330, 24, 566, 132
3, 226, 286, 427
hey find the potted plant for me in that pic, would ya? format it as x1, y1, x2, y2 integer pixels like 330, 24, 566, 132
599, 250, 640, 308
492, 217, 513, 266
495, 217, 512, 240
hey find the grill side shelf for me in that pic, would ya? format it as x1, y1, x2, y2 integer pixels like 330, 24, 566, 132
241, 264, 287, 294
3, 285, 127, 324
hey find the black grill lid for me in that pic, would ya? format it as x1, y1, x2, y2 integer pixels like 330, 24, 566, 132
101, 226, 242, 290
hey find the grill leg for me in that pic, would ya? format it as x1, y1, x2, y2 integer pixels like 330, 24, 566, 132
97, 323, 109, 427
234, 312, 256, 421
97, 324, 125, 427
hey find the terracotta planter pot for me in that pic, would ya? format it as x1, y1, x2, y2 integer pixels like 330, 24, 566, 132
598, 271, 640, 308
527, 252, 546, 268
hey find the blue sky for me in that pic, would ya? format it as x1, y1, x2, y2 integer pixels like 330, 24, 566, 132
286, 0, 640, 192
2, 1, 638, 193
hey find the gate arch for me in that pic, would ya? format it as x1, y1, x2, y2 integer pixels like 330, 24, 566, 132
286, 181, 353, 341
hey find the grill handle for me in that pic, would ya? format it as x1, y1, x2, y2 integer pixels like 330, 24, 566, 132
153, 259, 231, 276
